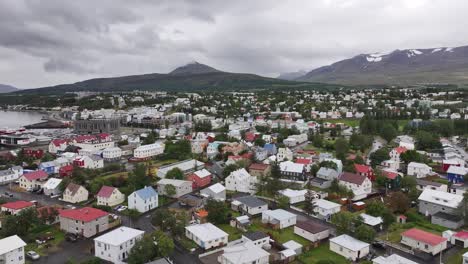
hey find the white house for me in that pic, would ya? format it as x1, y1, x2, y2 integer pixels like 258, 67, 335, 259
157, 179, 192, 198
102, 147, 122, 161
219, 241, 269, 264
373, 254, 418, 264
128, 186, 158, 213
0, 235, 26, 264
185, 223, 228, 249
97, 186, 125, 207
314, 199, 341, 221
407, 162, 433, 178
225, 168, 257, 194
294, 221, 330, 243
62, 183, 89, 204
279, 189, 307, 204
277, 147, 293, 161
0, 166, 23, 185
329, 234, 370, 261
401, 228, 447, 255
73, 155, 104, 169
200, 183, 226, 201
261, 209, 297, 229
279, 161, 305, 181
338, 172, 372, 201
43, 178, 62, 196
133, 142, 165, 159
232, 196, 268, 216
94, 226, 145, 264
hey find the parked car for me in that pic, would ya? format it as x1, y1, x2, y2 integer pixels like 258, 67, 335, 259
4, 191, 13, 197
117, 205, 128, 212
36, 232, 55, 244
65, 233, 78, 242
50, 194, 61, 199
26, 251, 40, 260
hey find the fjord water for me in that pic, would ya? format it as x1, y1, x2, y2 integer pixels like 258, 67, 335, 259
0, 111, 44, 128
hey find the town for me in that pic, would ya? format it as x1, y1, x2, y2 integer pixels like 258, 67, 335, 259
0, 87, 466, 264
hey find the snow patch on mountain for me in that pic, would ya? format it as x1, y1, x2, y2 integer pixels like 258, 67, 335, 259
432, 48, 442, 53
407, 49, 423, 57
365, 52, 389, 62
445, 47, 454, 52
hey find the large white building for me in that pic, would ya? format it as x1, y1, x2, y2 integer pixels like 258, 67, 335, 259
225, 168, 257, 194
185, 223, 228, 249
338, 172, 372, 201
128, 186, 158, 213
102, 147, 122, 161
407, 162, 433, 178
157, 179, 192, 198
261, 209, 297, 229
329, 234, 370, 261
0, 166, 23, 185
314, 199, 341, 221
0, 235, 26, 264
133, 142, 165, 159
219, 241, 270, 264
94, 227, 145, 264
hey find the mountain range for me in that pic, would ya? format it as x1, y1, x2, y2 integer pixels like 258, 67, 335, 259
17, 62, 339, 94
0, 84, 18, 93
284, 45, 468, 85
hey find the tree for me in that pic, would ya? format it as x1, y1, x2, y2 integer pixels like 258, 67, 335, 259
152, 209, 175, 231
369, 148, 390, 167
41, 152, 55, 162
334, 138, 349, 161
165, 168, 184, 180
380, 124, 397, 143
354, 224, 376, 243
277, 196, 290, 209
366, 201, 387, 217
142, 131, 158, 145
127, 235, 158, 264
152, 230, 175, 257
266, 163, 283, 195
205, 199, 229, 224
0, 208, 39, 238
319, 160, 337, 170
164, 184, 176, 197
164, 140, 192, 160
388, 191, 410, 214
400, 176, 417, 190
312, 134, 324, 148
400, 150, 423, 164
128, 164, 150, 191
331, 211, 355, 235
415, 131, 442, 150
254, 138, 266, 147
222, 164, 239, 178
303, 190, 317, 216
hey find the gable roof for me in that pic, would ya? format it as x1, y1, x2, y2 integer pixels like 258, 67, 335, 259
296, 220, 329, 234
418, 189, 463, 208
401, 228, 446, 246
1, 200, 34, 210
354, 164, 371, 173
393, 146, 408, 154
249, 163, 270, 171
65, 183, 85, 196
339, 172, 367, 185
134, 186, 158, 200
0, 235, 26, 255
330, 234, 369, 251
206, 183, 225, 193
97, 186, 117, 198
59, 207, 108, 222
23, 170, 48, 181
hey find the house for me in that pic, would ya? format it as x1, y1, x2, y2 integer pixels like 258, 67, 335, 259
191, 139, 208, 154
59, 164, 74, 177
261, 209, 297, 229
418, 189, 463, 228
283, 240, 303, 256
102, 147, 122, 161
254, 147, 268, 161
248, 163, 271, 177
63, 183, 89, 203
156, 159, 204, 178
381, 159, 400, 171
415, 179, 447, 192
401, 228, 447, 255
407, 162, 433, 178
447, 166, 467, 184
39, 161, 55, 175
389, 146, 407, 170
232, 195, 268, 216
263, 143, 277, 155
277, 147, 293, 161
185, 223, 228, 249
43, 178, 62, 196
354, 164, 375, 181
329, 234, 370, 261
225, 168, 257, 194
294, 220, 330, 243
157, 179, 192, 198
133, 142, 162, 159
23, 148, 44, 159
360, 213, 383, 230
338, 172, 372, 200
314, 199, 341, 221
279, 161, 305, 181
372, 254, 418, 264
311, 167, 339, 189
451, 231, 468, 248
0, 235, 27, 264
295, 158, 313, 172
49, 139, 70, 154
1, 201, 34, 215
186, 169, 211, 189
219, 241, 270, 264
279, 189, 307, 204
73, 155, 104, 169
0, 166, 23, 185
242, 231, 270, 247
59, 207, 109, 238
381, 169, 402, 189
19, 170, 48, 190
128, 186, 158, 213
94, 226, 144, 264
206, 142, 220, 159
97, 186, 125, 207
200, 183, 226, 201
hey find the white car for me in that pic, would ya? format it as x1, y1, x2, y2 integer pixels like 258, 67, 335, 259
117, 206, 128, 212
26, 251, 40, 260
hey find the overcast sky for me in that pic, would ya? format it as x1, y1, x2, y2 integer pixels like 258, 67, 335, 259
1, 0, 468, 88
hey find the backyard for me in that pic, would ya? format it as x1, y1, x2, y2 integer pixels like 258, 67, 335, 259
297, 242, 348, 264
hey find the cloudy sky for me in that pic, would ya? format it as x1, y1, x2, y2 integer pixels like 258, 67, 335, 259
1, 0, 468, 88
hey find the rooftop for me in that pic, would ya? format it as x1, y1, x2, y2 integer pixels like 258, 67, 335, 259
185, 223, 228, 241
330, 234, 369, 251
0, 235, 26, 255
59, 207, 108, 222
233, 195, 267, 207
401, 228, 446, 246
94, 226, 144, 246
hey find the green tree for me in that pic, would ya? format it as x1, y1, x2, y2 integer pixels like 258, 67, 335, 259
380, 124, 397, 143
366, 201, 386, 217
142, 131, 158, 145
222, 164, 240, 178
400, 150, 423, 164
165, 168, 184, 180
400, 176, 417, 190
205, 199, 229, 224
128, 164, 151, 191
277, 196, 290, 209
331, 211, 355, 235
334, 138, 349, 161
303, 190, 317, 216
41, 152, 55, 162
152, 209, 176, 231
354, 224, 376, 242
388, 191, 410, 214
164, 140, 192, 160
254, 138, 266, 147
164, 184, 176, 197
127, 235, 158, 264
369, 148, 390, 167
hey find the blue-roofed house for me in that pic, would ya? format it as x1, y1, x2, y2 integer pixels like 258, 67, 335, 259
128, 186, 158, 213
39, 161, 56, 175
263, 143, 277, 156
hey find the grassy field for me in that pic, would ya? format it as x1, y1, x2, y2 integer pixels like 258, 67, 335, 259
25, 225, 65, 256
322, 119, 360, 127
380, 222, 443, 243
248, 219, 310, 246
298, 243, 348, 264
218, 224, 243, 241
446, 248, 468, 264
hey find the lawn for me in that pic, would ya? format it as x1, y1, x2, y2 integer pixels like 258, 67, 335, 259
322, 119, 360, 128
380, 222, 443, 244
248, 219, 310, 246
25, 225, 65, 256
218, 224, 243, 241
446, 248, 468, 264
298, 242, 348, 264
177, 236, 198, 251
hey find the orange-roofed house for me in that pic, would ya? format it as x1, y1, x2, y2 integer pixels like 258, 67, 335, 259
248, 163, 271, 177
401, 228, 447, 255
59, 207, 109, 238
1, 201, 35, 215
195, 209, 209, 223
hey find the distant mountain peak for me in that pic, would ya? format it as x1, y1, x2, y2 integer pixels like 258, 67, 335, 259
277, 70, 307, 80
169, 61, 220, 76
0, 84, 19, 93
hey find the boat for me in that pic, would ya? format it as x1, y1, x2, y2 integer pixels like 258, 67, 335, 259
0, 134, 37, 147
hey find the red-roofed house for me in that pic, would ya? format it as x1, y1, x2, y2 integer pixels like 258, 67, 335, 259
451, 231, 468, 248
186, 169, 212, 189
1, 201, 35, 215
48, 139, 70, 154
244, 132, 257, 142
59, 207, 109, 237
381, 169, 402, 189
59, 164, 74, 177
248, 163, 271, 177
401, 228, 447, 255
354, 164, 375, 181
96, 186, 125, 207
338, 172, 372, 200
295, 158, 313, 172
19, 170, 48, 190
22, 148, 44, 159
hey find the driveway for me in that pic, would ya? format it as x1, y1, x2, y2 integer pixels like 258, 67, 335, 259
34, 237, 94, 264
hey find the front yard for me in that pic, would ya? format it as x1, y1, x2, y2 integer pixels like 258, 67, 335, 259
25, 225, 65, 256
248, 219, 310, 246
297, 242, 348, 264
